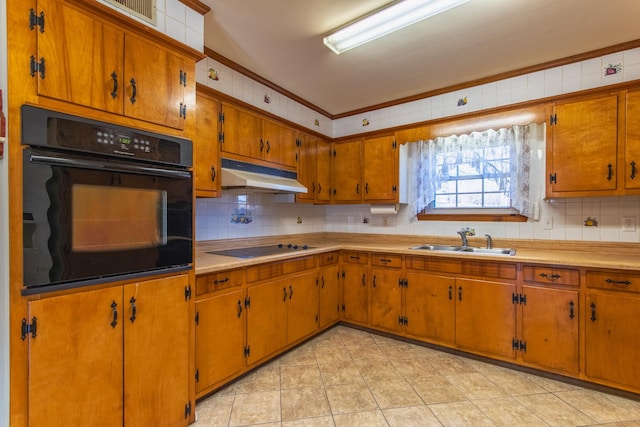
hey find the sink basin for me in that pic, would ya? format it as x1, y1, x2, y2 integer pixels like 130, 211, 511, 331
410, 244, 516, 256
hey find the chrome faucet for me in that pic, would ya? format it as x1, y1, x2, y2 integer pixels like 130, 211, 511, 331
485, 234, 493, 249
457, 227, 475, 247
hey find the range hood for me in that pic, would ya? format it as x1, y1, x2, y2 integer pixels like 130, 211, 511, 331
220, 159, 308, 194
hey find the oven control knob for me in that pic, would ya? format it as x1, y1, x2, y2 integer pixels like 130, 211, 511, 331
303, 245, 308, 249
278, 243, 283, 248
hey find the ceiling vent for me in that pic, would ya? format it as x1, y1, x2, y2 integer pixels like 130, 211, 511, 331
103, 0, 156, 25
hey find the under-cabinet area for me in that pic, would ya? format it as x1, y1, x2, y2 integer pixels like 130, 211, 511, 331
194, 240, 640, 403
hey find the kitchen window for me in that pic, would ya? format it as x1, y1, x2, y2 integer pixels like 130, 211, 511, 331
409, 122, 545, 221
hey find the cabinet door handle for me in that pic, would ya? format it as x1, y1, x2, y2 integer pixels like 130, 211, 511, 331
318, 183, 322, 194
356, 183, 360, 194
211, 165, 217, 182
266, 140, 271, 153
365, 183, 369, 194
129, 77, 137, 104
362, 274, 366, 286
321, 277, 325, 288
129, 297, 137, 323
569, 300, 575, 319
605, 278, 631, 285
448, 286, 452, 300
289, 285, 293, 299
373, 275, 377, 288
259, 139, 264, 152
283, 287, 287, 301
631, 161, 637, 180
590, 302, 597, 322
110, 301, 118, 328
237, 300, 243, 318
110, 72, 118, 99
607, 163, 613, 181
458, 286, 462, 301
311, 182, 316, 193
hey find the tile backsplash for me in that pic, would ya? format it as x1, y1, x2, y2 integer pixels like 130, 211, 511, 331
196, 194, 640, 243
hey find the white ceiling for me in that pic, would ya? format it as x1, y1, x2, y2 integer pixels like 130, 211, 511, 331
202, 0, 640, 116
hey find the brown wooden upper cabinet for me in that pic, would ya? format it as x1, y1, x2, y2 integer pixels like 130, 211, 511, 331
625, 89, 640, 190
332, 139, 363, 203
33, 0, 193, 130
296, 133, 331, 203
220, 103, 297, 170
195, 90, 221, 197
363, 134, 399, 203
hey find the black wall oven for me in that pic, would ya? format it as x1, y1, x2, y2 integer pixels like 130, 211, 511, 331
21, 105, 193, 294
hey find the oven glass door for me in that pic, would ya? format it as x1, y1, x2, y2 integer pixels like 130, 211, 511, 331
23, 148, 193, 292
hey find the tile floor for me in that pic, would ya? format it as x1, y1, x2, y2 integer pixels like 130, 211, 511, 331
194, 325, 640, 427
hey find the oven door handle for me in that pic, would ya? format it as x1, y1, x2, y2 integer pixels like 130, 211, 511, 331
28, 153, 191, 179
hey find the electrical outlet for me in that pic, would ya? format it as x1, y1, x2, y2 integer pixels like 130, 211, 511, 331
542, 216, 553, 230
622, 216, 636, 232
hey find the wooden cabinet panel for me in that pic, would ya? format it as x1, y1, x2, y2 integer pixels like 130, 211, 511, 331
196, 268, 244, 296
455, 278, 516, 359
195, 289, 245, 395
342, 263, 369, 324
195, 90, 221, 197
297, 135, 331, 203
246, 279, 288, 365
521, 286, 579, 374
36, 0, 124, 115
123, 33, 187, 129
316, 140, 332, 203
586, 269, 640, 293
586, 292, 640, 389
626, 90, 640, 189
523, 265, 579, 287
123, 275, 189, 427
363, 135, 398, 202
246, 256, 316, 283
371, 253, 402, 268
319, 264, 341, 328
286, 271, 319, 343
27, 287, 124, 427
404, 272, 455, 344
221, 103, 262, 160
370, 267, 402, 333
262, 119, 297, 168
332, 140, 362, 202
548, 94, 619, 194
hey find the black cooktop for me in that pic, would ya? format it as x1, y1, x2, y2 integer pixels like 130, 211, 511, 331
207, 244, 314, 259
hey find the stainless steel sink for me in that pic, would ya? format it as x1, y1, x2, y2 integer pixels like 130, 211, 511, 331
410, 244, 516, 256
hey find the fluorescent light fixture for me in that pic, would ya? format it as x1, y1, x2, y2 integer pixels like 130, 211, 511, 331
323, 0, 470, 54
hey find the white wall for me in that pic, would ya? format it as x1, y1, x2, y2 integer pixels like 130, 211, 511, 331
0, 0, 10, 423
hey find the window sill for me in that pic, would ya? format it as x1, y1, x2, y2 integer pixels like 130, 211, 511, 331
417, 213, 528, 222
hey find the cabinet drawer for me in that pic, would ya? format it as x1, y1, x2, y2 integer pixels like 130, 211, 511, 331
587, 270, 640, 293
523, 265, 579, 286
371, 254, 402, 268
319, 251, 339, 266
461, 261, 517, 280
246, 256, 317, 283
196, 269, 244, 296
342, 251, 369, 264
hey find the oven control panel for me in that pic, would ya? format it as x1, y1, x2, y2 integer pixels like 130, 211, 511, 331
21, 105, 192, 168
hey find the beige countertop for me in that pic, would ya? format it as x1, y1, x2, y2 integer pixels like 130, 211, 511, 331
195, 233, 640, 275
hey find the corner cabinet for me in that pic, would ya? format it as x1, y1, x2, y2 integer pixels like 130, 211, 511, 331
32, 0, 198, 130
25, 275, 191, 427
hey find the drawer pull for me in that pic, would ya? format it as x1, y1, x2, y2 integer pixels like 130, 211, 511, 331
539, 273, 561, 280
214, 277, 229, 285
350, 256, 360, 260
380, 258, 392, 263
605, 278, 631, 285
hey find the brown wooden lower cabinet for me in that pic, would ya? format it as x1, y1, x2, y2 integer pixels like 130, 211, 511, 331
521, 286, 579, 374
585, 291, 640, 389
27, 275, 190, 427
341, 262, 369, 325
404, 271, 455, 345
318, 263, 341, 328
195, 289, 245, 396
246, 278, 288, 366
370, 266, 403, 333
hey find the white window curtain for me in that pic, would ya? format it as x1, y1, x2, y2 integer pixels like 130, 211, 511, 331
408, 122, 545, 220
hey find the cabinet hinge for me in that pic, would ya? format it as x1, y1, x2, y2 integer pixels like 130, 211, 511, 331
184, 285, 192, 301
184, 401, 192, 418
341, 303, 345, 312
549, 173, 557, 184
392, 185, 397, 193
29, 8, 45, 32
512, 339, 527, 352
512, 293, 526, 304
179, 103, 187, 119
392, 140, 397, 149
245, 296, 251, 308
21, 317, 37, 340
550, 114, 557, 125
398, 316, 408, 326
195, 369, 199, 383
179, 69, 187, 87
244, 345, 251, 357
219, 132, 224, 143
398, 278, 408, 288
315, 313, 319, 323
195, 311, 199, 326
219, 112, 225, 123
29, 56, 45, 79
